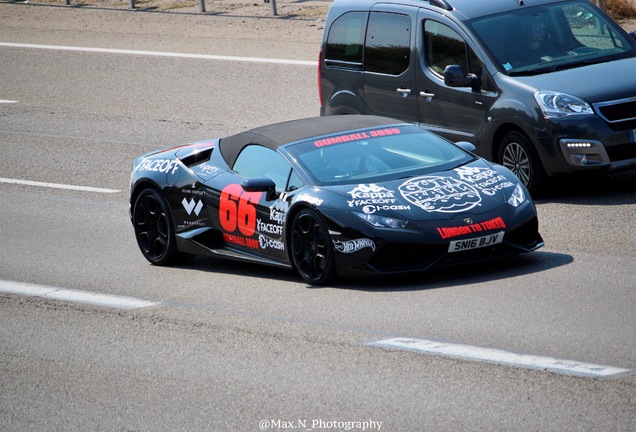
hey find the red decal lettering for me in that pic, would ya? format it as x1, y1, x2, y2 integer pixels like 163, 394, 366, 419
223, 233, 259, 250
219, 184, 263, 240
438, 216, 506, 239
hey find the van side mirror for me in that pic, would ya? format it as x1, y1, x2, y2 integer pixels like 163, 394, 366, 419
444, 65, 480, 92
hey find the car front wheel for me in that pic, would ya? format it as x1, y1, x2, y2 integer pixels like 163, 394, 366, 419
133, 188, 179, 266
290, 209, 336, 285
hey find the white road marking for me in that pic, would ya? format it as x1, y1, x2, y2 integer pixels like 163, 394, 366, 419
0, 280, 160, 310
0, 177, 121, 193
0, 42, 316, 66
368, 337, 631, 378
0, 99, 18, 103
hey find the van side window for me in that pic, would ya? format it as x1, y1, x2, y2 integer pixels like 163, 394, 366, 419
324, 12, 367, 69
365, 12, 411, 75
424, 21, 481, 77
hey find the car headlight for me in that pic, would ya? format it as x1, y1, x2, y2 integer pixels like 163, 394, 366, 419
354, 212, 408, 229
507, 183, 527, 208
534, 90, 593, 118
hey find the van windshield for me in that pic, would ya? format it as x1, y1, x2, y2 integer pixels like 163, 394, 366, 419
468, 0, 635, 75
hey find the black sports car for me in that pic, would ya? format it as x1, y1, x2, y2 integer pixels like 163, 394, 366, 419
130, 115, 543, 285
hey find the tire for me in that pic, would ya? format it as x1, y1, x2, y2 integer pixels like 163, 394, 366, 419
132, 188, 180, 266
290, 209, 336, 285
498, 130, 545, 196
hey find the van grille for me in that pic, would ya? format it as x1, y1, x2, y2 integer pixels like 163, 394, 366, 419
594, 97, 636, 123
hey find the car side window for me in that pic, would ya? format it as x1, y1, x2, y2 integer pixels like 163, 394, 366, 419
233, 145, 301, 192
324, 11, 367, 70
365, 12, 411, 75
287, 170, 304, 192
424, 20, 481, 77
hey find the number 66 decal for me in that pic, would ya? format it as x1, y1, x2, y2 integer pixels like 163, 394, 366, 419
219, 184, 263, 236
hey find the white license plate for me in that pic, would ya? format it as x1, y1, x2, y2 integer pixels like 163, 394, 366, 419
448, 232, 505, 253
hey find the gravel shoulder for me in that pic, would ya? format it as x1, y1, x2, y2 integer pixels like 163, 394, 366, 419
0, 0, 634, 60
0, 0, 331, 60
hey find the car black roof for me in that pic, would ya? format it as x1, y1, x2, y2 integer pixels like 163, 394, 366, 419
219, 115, 403, 167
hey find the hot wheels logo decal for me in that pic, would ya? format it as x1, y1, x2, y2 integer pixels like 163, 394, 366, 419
333, 238, 376, 254
297, 193, 323, 206
399, 176, 481, 213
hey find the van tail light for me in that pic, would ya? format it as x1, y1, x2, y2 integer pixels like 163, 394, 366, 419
318, 49, 323, 108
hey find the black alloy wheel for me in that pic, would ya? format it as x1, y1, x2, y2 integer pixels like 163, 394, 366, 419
133, 188, 179, 266
290, 209, 336, 285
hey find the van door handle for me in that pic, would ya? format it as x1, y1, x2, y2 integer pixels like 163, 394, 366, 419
420, 91, 435, 98
397, 88, 412, 97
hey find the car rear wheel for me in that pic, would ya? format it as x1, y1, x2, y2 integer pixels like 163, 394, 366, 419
499, 130, 545, 195
133, 188, 179, 266
290, 209, 336, 285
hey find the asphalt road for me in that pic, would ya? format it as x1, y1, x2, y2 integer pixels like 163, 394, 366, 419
1, 4, 635, 431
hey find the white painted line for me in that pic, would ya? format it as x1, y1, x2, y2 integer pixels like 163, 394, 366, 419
368, 337, 631, 378
0, 177, 121, 193
0, 42, 316, 66
0, 280, 160, 310
0, 99, 18, 103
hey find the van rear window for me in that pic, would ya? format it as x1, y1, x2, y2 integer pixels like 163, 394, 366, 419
324, 11, 366, 68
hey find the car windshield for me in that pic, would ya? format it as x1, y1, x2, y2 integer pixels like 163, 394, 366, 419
468, 0, 635, 75
286, 125, 475, 185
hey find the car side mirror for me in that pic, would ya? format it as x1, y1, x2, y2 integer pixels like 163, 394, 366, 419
630, 31, 636, 41
444, 65, 480, 92
455, 141, 476, 153
241, 176, 277, 200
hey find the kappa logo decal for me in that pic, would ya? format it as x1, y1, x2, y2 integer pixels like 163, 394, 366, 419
399, 175, 481, 213
347, 183, 410, 214
269, 195, 289, 224
182, 198, 203, 216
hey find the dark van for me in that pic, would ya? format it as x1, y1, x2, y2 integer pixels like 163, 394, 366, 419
319, 0, 636, 194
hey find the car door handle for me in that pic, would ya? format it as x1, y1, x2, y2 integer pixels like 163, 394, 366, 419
420, 91, 435, 98
397, 88, 412, 97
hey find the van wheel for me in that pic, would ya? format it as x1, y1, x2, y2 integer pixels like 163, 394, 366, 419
498, 131, 545, 195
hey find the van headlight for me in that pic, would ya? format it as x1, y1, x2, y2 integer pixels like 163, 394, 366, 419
534, 90, 593, 118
